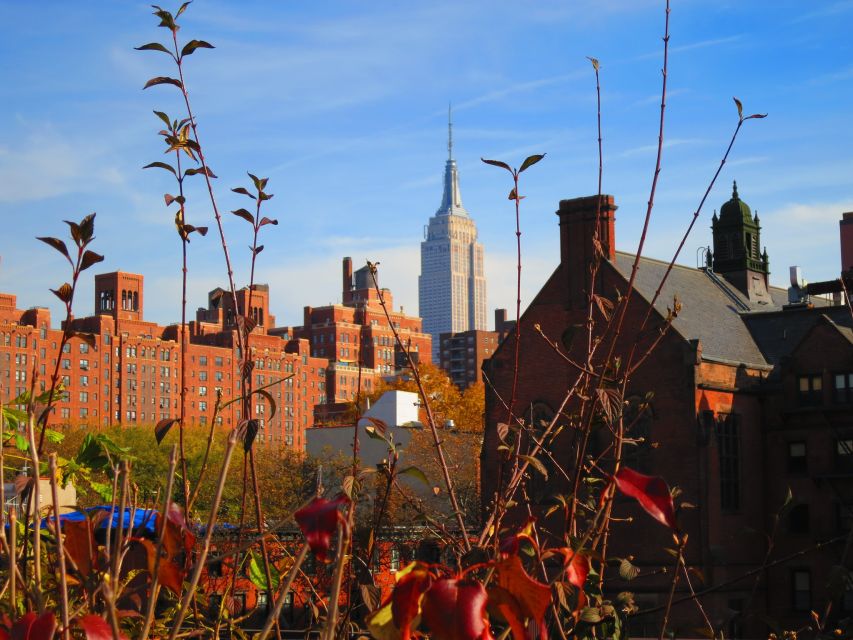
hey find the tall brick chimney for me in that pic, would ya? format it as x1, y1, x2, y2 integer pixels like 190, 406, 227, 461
342, 257, 353, 298
841, 212, 853, 273
556, 195, 617, 308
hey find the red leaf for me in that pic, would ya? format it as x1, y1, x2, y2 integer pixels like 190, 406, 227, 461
499, 519, 537, 557
64, 518, 96, 578
421, 578, 493, 640
156, 511, 195, 594
294, 494, 350, 562
77, 615, 113, 640
486, 586, 527, 640
565, 551, 589, 590
495, 555, 550, 637
10, 612, 56, 640
391, 564, 432, 640
614, 467, 678, 530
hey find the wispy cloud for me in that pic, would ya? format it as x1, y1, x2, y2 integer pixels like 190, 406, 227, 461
614, 138, 706, 159
634, 35, 743, 61
453, 71, 588, 112
0, 123, 124, 204
791, 0, 853, 22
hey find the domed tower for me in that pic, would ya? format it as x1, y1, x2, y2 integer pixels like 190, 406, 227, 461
711, 181, 771, 303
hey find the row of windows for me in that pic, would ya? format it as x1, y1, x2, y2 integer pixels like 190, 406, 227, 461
798, 372, 853, 406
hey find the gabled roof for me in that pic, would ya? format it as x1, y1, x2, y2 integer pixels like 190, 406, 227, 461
742, 307, 853, 365
612, 252, 775, 367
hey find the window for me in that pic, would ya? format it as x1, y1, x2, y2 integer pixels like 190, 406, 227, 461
787, 442, 807, 474
199, 356, 208, 366
215, 356, 223, 367
79, 359, 89, 370
798, 375, 822, 406
62, 359, 71, 370
199, 386, 207, 397
717, 414, 741, 511
390, 545, 401, 572
837, 439, 853, 471
199, 370, 208, 381
834, 373, 853, 404
792, 570, 811, 611
787, 504, 809, 534
79, 343, 89, 354
199, 401, 207, 412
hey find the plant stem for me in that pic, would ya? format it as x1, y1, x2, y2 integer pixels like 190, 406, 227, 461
167, 429, 238, 640
139, 444, 178, 639
48, 454, 70, 640
257, 544, 309, 640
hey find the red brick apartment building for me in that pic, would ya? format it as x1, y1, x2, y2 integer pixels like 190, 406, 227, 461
271, 258, 431, 421
438, 308, 515, 389
483, 186, 853, 636
0, 271, 325, 449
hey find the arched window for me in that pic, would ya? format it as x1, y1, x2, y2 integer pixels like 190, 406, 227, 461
121, 290, 127, 310
132, 291, 139, 311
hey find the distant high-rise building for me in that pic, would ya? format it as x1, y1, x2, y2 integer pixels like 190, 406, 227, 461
419, 108, 487, 359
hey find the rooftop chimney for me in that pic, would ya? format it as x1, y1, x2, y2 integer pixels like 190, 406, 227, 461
556, 195, 617, 309
841, 213, 853, 273
342, 257, 353, 298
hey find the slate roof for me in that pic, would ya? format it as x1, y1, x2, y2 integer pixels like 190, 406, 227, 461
610, 252, 849, 368
742, 306, 853, 365
611, 252, 776, 366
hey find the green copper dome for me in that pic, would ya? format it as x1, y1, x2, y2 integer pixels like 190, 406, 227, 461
719, 181, 753, 224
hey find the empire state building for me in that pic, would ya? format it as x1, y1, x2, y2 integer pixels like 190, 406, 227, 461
419, 112, 487, 360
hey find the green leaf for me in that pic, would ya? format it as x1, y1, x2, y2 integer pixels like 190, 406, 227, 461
580, 607, 602, 624
258, 191, 274, 201
143, 76, 183, 91
181, 39, 214, 57
231, 208, 254, 224
36, 237, 72, 264
733, 96, 743, 120
248, 550, 279, 591
519, 454, 548, 480
143, 161, 177, 177
80, 250, 104, 272
134, 42, 173, 56
15, 434, 29, 452
398, 466, 429, 486
481, 158, 513, 173
518, 153, 546, 173
45, 429, 65, 444
618, 558, 640, 581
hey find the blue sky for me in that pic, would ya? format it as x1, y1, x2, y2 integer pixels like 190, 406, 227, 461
1, 1, 851, 328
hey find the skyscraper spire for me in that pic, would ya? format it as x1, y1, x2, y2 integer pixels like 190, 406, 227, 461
448, 102, 453, 161
438, 105, 467, 217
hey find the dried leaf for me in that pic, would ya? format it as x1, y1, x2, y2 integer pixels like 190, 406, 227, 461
36, 237, 71, 263
143, 76, 183, 90
51, 283, 73, 304
231, 208, 254, 224
180, 39, 214, 57
143, 161, 177, 177
733, 96, 743, 120
586, 56, 600, 72
481, 158, 513, 173
134, 42, 172, 55
154, 418, 178, 445
80, 250, 104, 272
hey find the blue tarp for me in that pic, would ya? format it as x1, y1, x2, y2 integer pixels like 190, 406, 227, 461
41, 506, 158, 535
